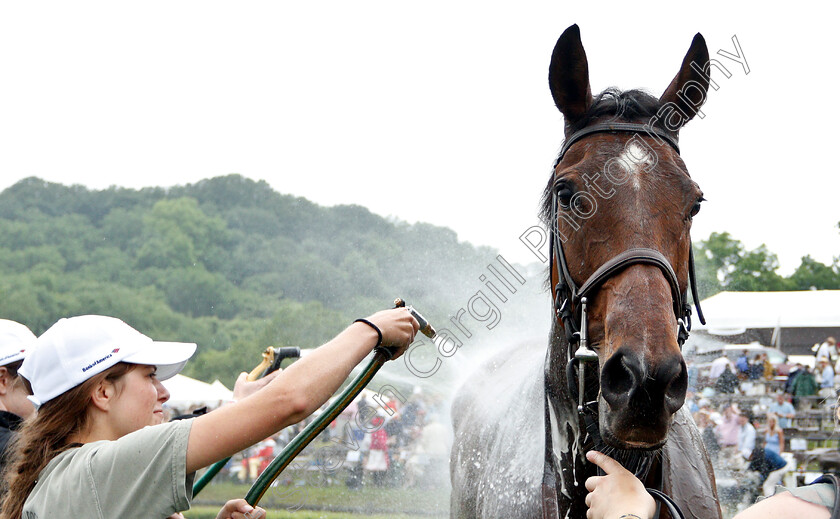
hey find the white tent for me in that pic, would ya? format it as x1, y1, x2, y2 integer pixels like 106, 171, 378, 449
162, 374, 233, 410
696, 290, 840, 334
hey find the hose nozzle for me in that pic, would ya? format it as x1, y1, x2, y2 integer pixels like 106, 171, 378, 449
394, 298, 436, 339
246, 346, 302, 381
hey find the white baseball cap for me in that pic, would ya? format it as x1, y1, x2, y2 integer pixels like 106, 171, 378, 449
0, 319, 36, 367
19, 315, 197, 406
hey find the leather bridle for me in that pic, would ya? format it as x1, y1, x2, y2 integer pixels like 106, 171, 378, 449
541, 121, 706, 518
550, 122, 704, 352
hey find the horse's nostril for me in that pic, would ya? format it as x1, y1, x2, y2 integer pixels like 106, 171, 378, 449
664, 360, 688, 413
600, 350, 640, 408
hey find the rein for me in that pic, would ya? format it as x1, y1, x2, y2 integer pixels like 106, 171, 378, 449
541, 122, 706, 518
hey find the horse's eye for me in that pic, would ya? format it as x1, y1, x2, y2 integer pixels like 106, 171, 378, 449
690, 196, 705, 217
555, 181, 574, 209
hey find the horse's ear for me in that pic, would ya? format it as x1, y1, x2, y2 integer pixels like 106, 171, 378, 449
659, 33, 710, 127
548, 24, 592, 125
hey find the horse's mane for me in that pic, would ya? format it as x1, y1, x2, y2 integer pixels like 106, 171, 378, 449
569, 88, 665, 134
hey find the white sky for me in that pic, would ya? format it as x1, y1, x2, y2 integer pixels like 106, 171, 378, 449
1, 2, 837, 273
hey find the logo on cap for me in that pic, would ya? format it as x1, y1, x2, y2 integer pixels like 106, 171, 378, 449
82, 352, 117, 373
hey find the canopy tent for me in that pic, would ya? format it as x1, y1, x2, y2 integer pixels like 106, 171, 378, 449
162, 374, 233, 411
694, 290, 840, 354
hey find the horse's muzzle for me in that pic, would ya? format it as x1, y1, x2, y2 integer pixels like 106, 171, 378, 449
598, 347, 687, 445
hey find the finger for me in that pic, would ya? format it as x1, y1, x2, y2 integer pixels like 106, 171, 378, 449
584, 475, 604, 491
240, 507, 266, 519
585, 450, 626, 475
260, 369, 282, 383
409, 313, 420, 333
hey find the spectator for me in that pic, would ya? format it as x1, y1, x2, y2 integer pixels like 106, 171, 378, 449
694, 411, 720, 461
763, 413, 784, 455
716, 365, 739, 394
364, 415, 390, 486
736, 350, 750, 377
790, 365, 818, 409
747, 439, 792, 497
0, 320, 37, 475
708, 356, 732, 380
761, 353, 774, 380
813, 337, 836, 364
817, 359, 835, 397
716, 404, 740, 448
784, 363, 803, 394
768, 393, 795, 429
748, 354, 764, 381
737, 410, 756, 460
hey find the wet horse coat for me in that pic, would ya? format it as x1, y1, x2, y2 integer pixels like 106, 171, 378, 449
450, 25, 721, 519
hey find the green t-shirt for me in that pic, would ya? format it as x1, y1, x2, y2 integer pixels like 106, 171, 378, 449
23, 419, 194, 519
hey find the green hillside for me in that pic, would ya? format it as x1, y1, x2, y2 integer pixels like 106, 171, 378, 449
0, 175, 500, 385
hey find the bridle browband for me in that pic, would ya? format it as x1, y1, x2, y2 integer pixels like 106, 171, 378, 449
541, 121, 705, 518
552, 121, 680, 169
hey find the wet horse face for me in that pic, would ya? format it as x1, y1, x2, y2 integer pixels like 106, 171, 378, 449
546, 25, 709, 450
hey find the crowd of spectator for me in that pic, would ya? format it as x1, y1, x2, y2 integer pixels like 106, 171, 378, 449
687, 336, 839, 507
177, 388, 451, 490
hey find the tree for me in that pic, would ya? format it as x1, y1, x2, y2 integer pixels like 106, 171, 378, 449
162, 266, 238, 318
788, 255, 840, 290
135, 198, 228, 270
726, 245, 790, 291
698, 233, 789, 292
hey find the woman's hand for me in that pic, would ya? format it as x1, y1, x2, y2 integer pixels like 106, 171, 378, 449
232, 369, 281, 401
362, 308, 420, 360
215, 499, 266, 519
584, 451, 656, 519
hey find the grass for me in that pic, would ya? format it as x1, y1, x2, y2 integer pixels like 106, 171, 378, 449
192, 480, 449, 518
186, 506, 431, 519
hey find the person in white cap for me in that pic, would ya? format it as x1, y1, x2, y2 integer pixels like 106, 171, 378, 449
0, 319, 36, 467
1, 309, 417, 519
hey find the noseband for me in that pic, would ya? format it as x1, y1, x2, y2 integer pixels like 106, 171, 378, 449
541, 122, 705, 518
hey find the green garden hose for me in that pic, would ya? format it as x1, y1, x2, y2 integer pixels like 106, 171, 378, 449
244, 347, 393, 506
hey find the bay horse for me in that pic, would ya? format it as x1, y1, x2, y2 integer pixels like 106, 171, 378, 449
450, 25, 721, 519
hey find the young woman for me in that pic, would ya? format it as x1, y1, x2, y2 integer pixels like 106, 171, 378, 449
1, 310, 417, 519
584, 450, 831, 519
0, 320, 37, 471
764, 412, 785, 455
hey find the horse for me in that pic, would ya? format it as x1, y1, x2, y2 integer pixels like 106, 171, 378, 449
450, 25, 721, 519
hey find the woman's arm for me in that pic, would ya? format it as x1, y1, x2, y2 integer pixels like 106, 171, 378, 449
733, 491, 829, 519
778, 429, 785, 453
185, 308, 418, 473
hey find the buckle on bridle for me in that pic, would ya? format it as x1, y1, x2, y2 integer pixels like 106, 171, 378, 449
677, 318, 689, 346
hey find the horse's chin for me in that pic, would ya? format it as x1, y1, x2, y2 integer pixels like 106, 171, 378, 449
600, 407, 671, 451
600, 427, 667, 451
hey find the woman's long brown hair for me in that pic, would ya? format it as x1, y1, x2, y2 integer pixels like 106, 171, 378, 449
0, 363, 135, 519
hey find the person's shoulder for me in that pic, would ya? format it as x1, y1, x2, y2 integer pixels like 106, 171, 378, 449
734, 491, 830, 519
